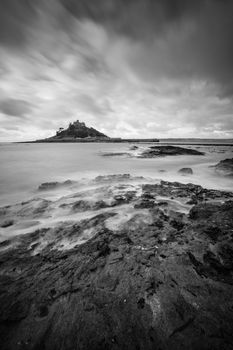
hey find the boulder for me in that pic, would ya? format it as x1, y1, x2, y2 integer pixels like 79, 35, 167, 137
38, 180, 74, 191
178, 167, 193, 175
1, 219, 14, 228
214, 158, 233, 176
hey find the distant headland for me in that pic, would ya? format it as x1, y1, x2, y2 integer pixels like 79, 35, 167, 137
30, 120, 159, 143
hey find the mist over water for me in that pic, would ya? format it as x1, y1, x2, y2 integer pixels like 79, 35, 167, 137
0, 142, 232, 206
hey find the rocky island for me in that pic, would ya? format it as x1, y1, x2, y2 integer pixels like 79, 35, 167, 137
1, 174, 233, 350
33, 120, 159, 143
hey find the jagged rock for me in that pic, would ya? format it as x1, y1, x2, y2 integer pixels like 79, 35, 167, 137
38, 180, 74, 191
186, 198, 198, 205
139, 145, 204, 158
0, 178, 233, 350
1, 219, 14, 228
134, 199, 156, 209
94, 174, 133, 183
100, 146, 204, 159
214, 158, 233, 176
72, 200, 110, 212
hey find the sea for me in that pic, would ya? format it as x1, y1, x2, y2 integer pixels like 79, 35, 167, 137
0, 141, 232, 206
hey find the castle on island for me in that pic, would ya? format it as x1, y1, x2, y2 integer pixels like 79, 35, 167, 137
56, 120, 108, 139
38, 119, 159, 142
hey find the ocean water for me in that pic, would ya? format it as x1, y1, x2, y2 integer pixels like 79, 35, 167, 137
0, 142, 232, 206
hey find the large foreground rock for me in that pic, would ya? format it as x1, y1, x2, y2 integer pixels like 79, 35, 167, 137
0, 177, 233, 350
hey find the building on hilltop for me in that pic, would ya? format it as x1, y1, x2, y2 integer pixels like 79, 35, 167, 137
55, 120, 108, 139
73, 120, 85, 128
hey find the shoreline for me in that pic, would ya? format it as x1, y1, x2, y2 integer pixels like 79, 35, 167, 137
17, 138, 160, 144
16, 140, 233, 146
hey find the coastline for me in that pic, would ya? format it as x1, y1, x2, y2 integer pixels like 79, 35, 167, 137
18, 138, 160, 144
16, 139, 233, 146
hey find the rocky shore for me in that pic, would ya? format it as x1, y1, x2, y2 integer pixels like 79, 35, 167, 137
214, 158, 233, 177
102, 145, 205, 158
1, 175, 233, 350
139, 145, 204, 158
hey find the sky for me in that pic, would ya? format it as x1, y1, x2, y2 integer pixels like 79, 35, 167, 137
0, 0, 233, 141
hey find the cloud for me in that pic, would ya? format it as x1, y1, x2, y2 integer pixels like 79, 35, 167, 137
0, 0, 36, 48
0, 0, 233, 140
0, 98, 32, 117
77, 94, 113, 116
63, 0, 233, 94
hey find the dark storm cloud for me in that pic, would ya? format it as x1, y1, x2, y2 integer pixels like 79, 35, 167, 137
0, 98, 32, 117
0, 0, 233, 93
0, 0, 36, 48
62, 0, 202, 37
62, 0, 233, 95
0, 0, 73, 50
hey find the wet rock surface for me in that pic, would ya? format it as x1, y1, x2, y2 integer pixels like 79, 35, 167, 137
139, 145, 204, 158
214, 158, 233, 176
102, 145, 204, 158
0, 175, 233, 350
178, 168, 193, 175
38, 180, 76, 191
102, 152, 131, 157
